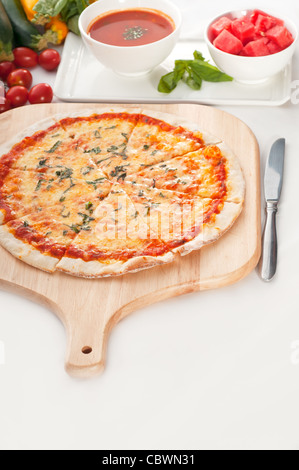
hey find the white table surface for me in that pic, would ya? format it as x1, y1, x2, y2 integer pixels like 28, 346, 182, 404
1, 0, 299, 451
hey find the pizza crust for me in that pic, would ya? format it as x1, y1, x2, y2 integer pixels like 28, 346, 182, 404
56, 251, 175, 278
173, 201, 244, 256
139, 108, 223, 145
217, 142, 246, 204
0, 225, 60, 273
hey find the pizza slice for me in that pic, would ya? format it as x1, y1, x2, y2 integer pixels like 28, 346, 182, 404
0, 166, 111, 224
121, 181, 243, 256
0, 123, 70, 170
2, 132, 100, 174
56, 184, 174, 278
0, 111, 140, 174
0, 191, 106, 273
61, 111, 141, 171
59, 110, 140, 146
97, 111, 223, 181
125, 144, 245, 203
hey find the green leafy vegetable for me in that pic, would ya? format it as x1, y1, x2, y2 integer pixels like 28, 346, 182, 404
110, 165, 130, 178
67, 14, 80, 35
46, 140, 62, 153
34, 0, 69, 18
34, 0, 91, 32
86, 178, 106, 189
84, 146, 101, 155
38, 159, 48, 167
158, 50, 233, 94
35, 179, 45, 191
69, 224, 80, 234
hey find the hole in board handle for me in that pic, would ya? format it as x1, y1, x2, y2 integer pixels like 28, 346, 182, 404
82, 346, 93, 355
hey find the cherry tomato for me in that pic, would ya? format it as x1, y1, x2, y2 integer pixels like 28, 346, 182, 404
0, 61, 16, 82
13, 47, 38, 69
0, 97, 12, 114
38, 49, 61, 71
7, 69, 33, 89
28, 83, 53, 104
6, 86, 28, 108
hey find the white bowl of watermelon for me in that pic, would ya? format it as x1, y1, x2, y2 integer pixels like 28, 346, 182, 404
205, 9, 298, 84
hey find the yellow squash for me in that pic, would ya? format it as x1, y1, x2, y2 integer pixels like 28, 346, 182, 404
45, 15, 69, 45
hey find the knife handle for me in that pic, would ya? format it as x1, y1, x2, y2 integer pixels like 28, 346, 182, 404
258, 201, 278, 282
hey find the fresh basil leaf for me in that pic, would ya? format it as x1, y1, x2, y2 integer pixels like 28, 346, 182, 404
185, 64, 203, 90
158, 61, 187, 93
191, 60, 233, 82
157, 50, 233, 94
193, 50, 205, 61
183, 70, 202, 90
158, 71, 179, 94
174, 59, 191, 69
173, 61, 188, 81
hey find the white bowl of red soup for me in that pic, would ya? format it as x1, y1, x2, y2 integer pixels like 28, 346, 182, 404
204, 9, 298, 83
79, 0, 182, 76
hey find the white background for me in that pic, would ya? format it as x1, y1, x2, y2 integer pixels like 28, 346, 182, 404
1, 0, 299, 450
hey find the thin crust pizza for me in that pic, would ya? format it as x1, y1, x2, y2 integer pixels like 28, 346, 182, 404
0, 107, 245, 278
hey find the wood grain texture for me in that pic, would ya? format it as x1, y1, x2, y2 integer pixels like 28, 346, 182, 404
0, 103, 261, 377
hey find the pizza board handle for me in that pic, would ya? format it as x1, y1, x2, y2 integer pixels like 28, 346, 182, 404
57, 292, 119, 378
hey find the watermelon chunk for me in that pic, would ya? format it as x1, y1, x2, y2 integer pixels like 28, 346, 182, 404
251, 10, 284, 27
213, 29, 243, 55
242, 38, 271, 57
231, 16, 256, 43
267, 40, 282, 54
255, 14, 277, 32
266, 25, 293, 49
210, 17, 232, 38
252, 31, 267, 41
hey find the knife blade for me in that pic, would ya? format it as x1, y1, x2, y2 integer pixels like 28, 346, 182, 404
258, 138, 285, 282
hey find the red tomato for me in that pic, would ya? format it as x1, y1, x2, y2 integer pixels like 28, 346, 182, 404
28, 83, 53, 104
13, 47, 38, 68
38, 49, 61, 71
0, 97, 12, 114
7, 69, 33, 89
0, 61, 16, 81
6, 86, 28, 108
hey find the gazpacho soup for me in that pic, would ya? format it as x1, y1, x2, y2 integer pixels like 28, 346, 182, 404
88, 8, 175, 47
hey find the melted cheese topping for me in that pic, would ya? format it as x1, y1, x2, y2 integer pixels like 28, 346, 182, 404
126, 147, 227, 200
0, 112, 239, 269
65, 185, 168, 262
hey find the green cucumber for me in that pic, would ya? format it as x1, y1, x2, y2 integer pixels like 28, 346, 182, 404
2, 0, 54, 51
0, 0, 14, 61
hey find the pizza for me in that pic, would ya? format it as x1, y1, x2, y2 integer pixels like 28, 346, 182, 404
0, 107, 245, 278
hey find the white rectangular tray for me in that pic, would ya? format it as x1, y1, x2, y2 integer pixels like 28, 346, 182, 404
54, 32, 292, 106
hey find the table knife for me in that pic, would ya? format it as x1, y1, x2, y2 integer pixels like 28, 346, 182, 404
258, 138, 285, 282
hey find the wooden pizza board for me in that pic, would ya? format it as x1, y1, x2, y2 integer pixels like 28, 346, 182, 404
0, 103, 261, 378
